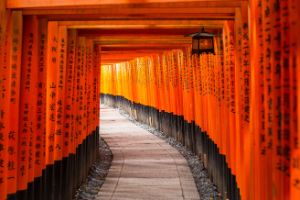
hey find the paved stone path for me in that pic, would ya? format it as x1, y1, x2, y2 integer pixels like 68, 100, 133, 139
97, 105, 200, 200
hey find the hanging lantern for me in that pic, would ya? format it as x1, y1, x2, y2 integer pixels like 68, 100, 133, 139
190, 28, 215, 55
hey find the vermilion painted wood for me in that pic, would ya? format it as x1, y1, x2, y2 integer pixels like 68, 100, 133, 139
77, 28, 217, 37
36, 18, 48, 177
77, 37, 86, 145
72, 32, 80, 154
59, 20, 224, 28
94, 45, 101, 129
16, 1, 240, 20
65, 29, 77, 155
280, 0, 292, 199
1, 0, 300, 199
100, 46, 192, 51
45, 21, 59, 166
54, 25, 67, 162
270, 0, 283, 199
6, 11, 23, 196
233, 6, 243, 199
250, 1, 262, 199
0, 1, 8, 198
18, 15, 38, 192
93, 37, 191, 46
7, 0, 244, 9
100, 44, 191, 49
85, 39, 93, 135
42, 13, 234, 21
292, 1, 300, 199
106, 53, 182, 62
23, 7, 236, 15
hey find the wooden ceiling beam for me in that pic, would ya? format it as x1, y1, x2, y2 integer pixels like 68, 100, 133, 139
101, 54, 159, 59
91, 35, 191, 42
10, 0, 241, 21
101, 48, 187, 57
101, 54, 162, 63
7, 0, 244, 9
100, 43, 189, 48
58, 20, 225, 28
78, 28, 201, 36
101, 59, 143, 64
101, 48, 187, 54
42, 13, 234, 21
23, 7, 235, 15
77, 27, 223, 37
95, 40, 191, 45
101, 49, 183, 56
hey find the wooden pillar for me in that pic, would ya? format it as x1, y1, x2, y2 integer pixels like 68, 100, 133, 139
234, 3, 251, 199
53, 25, 67, 200
36, 18, 48, 200
6, 10, 23, 199
17, 15, 38, 199
249, 0, 262, 199
291, 0, 299, 199
0, 2, 9, 199
45, 21, 58, 200
64, 29, 77, 200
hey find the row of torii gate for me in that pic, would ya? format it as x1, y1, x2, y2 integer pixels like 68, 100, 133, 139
1, 1, 300, 200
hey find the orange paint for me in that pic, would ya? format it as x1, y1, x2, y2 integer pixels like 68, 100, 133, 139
54, 25, 67, 162
6, 11, 22, 195
0, 2, 9, 199
18, 15, 38, 191
35, 18, 48, 178
65, 29, 77, 155
46, 21, 58, 166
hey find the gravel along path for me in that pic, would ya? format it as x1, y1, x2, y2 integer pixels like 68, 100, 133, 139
73, 137, 113, 200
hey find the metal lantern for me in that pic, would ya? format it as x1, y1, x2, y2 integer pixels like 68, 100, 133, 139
191, 28, 215, 55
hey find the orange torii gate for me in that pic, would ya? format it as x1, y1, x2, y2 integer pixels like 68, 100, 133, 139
0, 4, 101, 200
0, 0, 300, 200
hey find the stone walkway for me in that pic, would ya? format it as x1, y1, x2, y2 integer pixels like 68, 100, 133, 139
97, 105, 200, 200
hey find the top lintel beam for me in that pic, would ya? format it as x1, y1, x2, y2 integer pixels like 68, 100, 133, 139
7, 0, 244, 9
